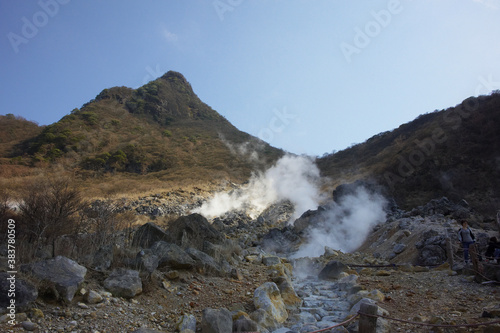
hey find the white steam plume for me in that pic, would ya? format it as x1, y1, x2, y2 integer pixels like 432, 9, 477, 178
292, 187, 387, 258
193, 154, 323, 221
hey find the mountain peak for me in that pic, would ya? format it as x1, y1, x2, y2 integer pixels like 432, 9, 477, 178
159, 71, 194, 95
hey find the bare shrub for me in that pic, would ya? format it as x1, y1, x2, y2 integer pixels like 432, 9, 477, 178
17, 177, 86, 260
79, 200, 133, 249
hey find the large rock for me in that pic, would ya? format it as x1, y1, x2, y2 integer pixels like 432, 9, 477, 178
262, 256, 281, 266
185, 248, 229, 276
201, 308, 232, 333
92, 244, 114, 272
252, 282, 288, 330
21, 256, 86, 303
274, 276, 302, 310
150, 241, 195, 269
103, 268, 142, 298
135, 249, 159, 273
418, 245, 446, 266
292, 209, 323, 235
257, 201, 294, 226
133, 222, 172, 248
233, 317, 260, 332
318, 260, 348, 280
261, 226, 301, 255
0, 273, 38, 312
166, 214, 224, 250
85, 290, 103, 304
177, 313, 196, 331
416, 230, 447, 266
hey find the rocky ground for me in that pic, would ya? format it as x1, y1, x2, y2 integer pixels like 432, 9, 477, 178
358, 267, 500, 333
1, 188, 500, 333
0, 260, 272, 332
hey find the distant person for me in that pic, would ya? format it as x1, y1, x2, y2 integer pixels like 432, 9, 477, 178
457, 220, 475, 264
485, 237, 500, 263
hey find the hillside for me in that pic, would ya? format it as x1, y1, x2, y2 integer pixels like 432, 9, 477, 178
0, 114, 42, 178
317, 92, 500, 217
2, 74, 500, 216
0, 71, 283, 197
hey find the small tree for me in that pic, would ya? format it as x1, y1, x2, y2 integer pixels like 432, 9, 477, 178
18, 177, 86, 250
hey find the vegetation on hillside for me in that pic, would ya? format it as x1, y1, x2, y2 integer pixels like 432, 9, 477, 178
0, 72, 282, 191
2, 71, 498, 217
317, 91, 500, 216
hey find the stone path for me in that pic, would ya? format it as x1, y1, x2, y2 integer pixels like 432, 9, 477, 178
275, 276, 355, 333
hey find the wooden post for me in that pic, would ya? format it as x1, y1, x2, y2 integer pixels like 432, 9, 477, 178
445, 237, 454, 268
359, 303, 378, 333
469, 243, 481, 282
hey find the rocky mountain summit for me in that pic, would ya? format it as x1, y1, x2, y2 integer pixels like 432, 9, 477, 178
1, 184, 500, 332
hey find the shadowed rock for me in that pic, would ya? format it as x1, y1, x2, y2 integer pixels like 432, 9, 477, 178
201, 308, 232, 333
132, 222, 172, 248
21, 256, 86, 303
166, 213, 224, 251
103, 268, 142, 298
150, 241, 195, 269
0, 273, 38, 312
318, 260, 348, 280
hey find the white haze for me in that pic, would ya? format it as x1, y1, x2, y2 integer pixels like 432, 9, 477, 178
193, 154, 323, 221
292, 187, 387, 258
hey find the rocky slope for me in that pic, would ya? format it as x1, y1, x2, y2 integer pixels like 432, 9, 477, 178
317, 92, 500, 217
2, 183, 500, 333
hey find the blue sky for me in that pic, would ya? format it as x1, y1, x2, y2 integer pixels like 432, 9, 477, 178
1, 0, 500, 156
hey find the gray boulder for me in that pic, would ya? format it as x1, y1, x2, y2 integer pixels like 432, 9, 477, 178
85, 290, 103, 304
262, 256, 281, 266
233, 317, 259, 332
0, 273, 38, 312
177, 313, 196, 331
135, 249, 159, 273
132, 222, 172, 248
318, 260, 348, 280
416, 230, 447, 266
92, 244, 114, 272
418, 245, 447, 266
292, 209, 322, 235
103, 268, 142, 298
150, 241, 195, 269
253, 282, 288, 330
261, 226, 301, 256
201, 308, 232, 333
166, 213, 224, 251
257, 201, 294, 226
185, 248, 229, 276
21, 256, 86, 303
